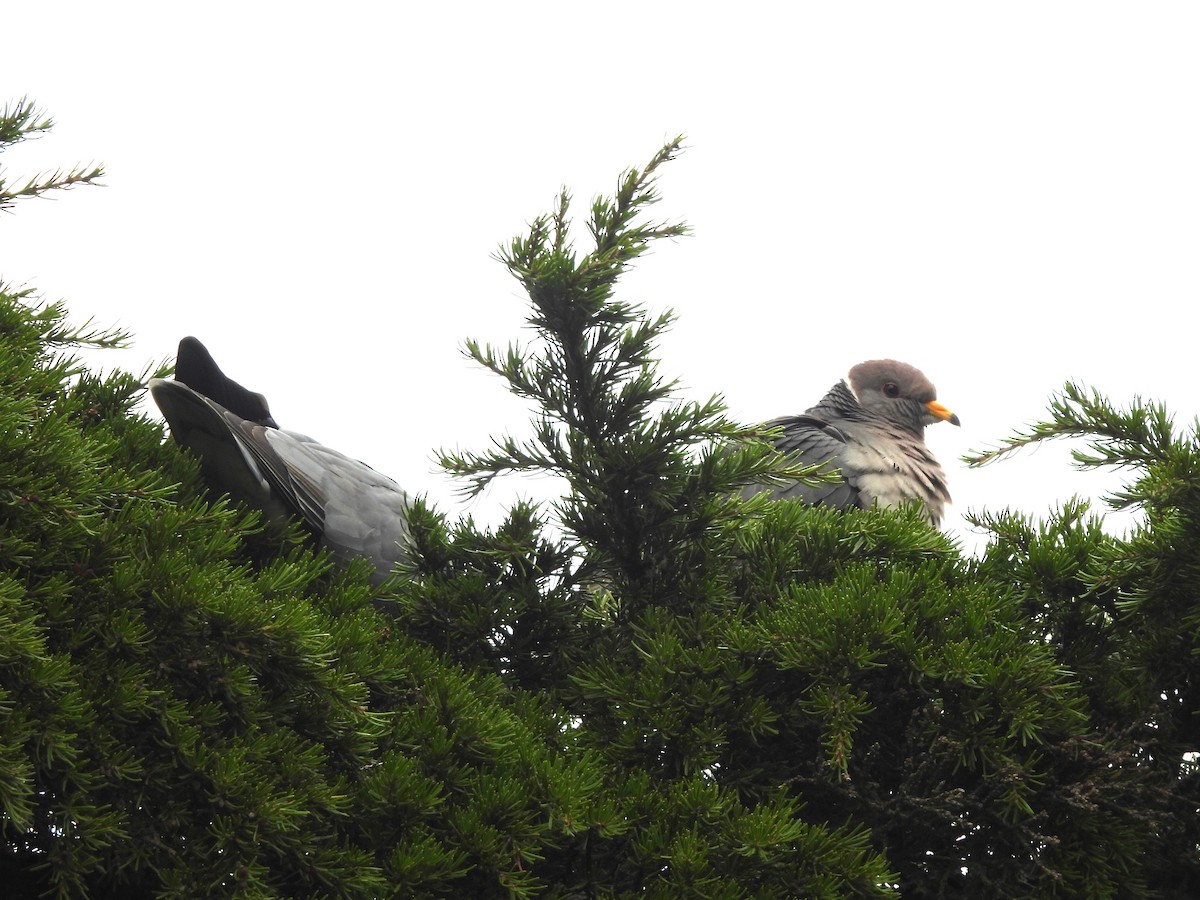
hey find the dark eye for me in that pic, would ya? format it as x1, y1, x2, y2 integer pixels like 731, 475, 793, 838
882, 382, 901, 398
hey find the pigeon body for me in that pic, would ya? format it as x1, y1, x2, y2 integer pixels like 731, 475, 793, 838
149, 338, 410, 585
745, 359, 959, 527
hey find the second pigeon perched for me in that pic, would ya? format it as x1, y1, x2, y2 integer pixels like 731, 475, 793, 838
149, 337, 411, 585
744, 359, 959, 527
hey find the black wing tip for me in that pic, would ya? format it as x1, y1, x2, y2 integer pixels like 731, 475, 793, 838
172, 336, 278, 428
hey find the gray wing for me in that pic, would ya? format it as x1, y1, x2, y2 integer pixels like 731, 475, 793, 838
259, 429, 410, 584
149, 377, 409, 585
149, 378, 294, 520
743, 414, 863, 510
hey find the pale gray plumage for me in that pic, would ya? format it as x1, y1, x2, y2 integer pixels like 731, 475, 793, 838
149, 337, 410, 585
744, 359, 959, 527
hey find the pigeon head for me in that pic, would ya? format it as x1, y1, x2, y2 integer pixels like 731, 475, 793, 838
847, 359, 960, 433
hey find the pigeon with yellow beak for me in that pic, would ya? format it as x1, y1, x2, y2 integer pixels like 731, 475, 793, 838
744, 359, 959, 527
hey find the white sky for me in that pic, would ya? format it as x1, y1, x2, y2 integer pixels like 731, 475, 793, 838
4, 3, 1199, 554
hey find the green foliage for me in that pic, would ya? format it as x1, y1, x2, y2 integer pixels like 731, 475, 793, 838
0, 106, 605, 900
967, 385, 1200, 898
0, 288, 609, 898
436, 139, 1198, 897
440, 139, 824, 614
4, 106, 1198, 898
0, 98, 103, 209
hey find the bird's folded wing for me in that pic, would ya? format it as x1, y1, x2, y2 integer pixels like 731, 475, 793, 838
258, 430, 410, 575
227, 419, 327, 530
149, 379, 276, 509
754, 414, 863, 510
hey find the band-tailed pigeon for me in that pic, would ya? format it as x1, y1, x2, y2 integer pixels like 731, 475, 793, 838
149, 337, 410, 585
744, 359, 959, 527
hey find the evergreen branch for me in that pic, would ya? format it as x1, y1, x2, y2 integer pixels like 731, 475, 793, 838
440, 420, 579, 499
0, 98, 104, 211
722, 439, 848, 496
0, 97, 53, 146
588, 136, 688, 259
0, 290, 130, 349
0, 164, 106, 208
43, 313, 131, 350
447, 136, 835, 602
463, 338, 548, 403
965, 381, 1185, 471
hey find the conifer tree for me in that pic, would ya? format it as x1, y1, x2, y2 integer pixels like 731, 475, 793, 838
5, 101, 1198, 898
437, 139, 1195, 897
0, 101, 607, 900
966, 385, 1200, 898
